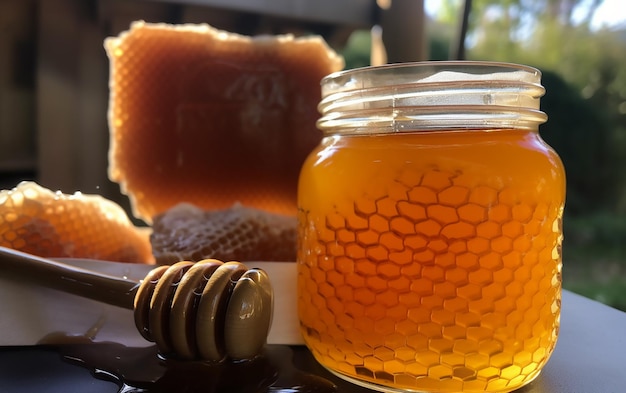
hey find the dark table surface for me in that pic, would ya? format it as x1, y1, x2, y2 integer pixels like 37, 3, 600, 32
0, 290, 624, 393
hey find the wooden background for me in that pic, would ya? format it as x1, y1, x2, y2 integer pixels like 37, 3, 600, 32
0, 0, 425, 221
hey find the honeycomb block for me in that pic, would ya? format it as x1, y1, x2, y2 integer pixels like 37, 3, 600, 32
150, 202, 296, 264
105, 21, 344, 223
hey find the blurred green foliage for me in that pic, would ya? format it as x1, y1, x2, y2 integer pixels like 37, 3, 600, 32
539, 70, 616, 215
341, 30, 372, 70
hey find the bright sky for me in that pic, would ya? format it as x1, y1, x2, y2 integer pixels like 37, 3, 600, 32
424, 0, 626, 30
587, 0, 626, 29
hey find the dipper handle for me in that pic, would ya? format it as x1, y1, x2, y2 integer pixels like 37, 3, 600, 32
0, 246, 273, 362
0, 246, 137, 309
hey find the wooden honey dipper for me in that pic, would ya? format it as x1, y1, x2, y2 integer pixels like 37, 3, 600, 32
0, 246, 273, 362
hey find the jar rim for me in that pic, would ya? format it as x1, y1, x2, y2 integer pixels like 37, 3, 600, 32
317, 61, 547, 134
321, 61, 542, 87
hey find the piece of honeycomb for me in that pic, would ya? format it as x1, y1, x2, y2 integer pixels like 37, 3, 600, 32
150, 203, 296, 265
0, 182, 154, 263
105, 21, 344, 223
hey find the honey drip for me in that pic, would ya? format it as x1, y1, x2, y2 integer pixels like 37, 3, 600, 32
1, 343, 378, 393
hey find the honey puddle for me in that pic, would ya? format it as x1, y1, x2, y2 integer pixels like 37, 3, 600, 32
47, 342, 337, 393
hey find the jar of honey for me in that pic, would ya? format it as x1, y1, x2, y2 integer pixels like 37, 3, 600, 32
297, 61, 565, 392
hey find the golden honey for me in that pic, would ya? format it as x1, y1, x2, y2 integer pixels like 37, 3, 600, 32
297, 62, 565, 392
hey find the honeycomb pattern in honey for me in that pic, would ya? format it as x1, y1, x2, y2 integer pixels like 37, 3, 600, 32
298, 166, 562, 392
105, 22, 344, 223
0, 182, 153, 263
150, 203, 296, 265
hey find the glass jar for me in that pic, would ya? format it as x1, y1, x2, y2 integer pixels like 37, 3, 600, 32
297, 61, 565, 393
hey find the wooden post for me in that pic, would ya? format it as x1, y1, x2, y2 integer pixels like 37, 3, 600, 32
380, 0, 426, 63
36, 0, 83, 192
